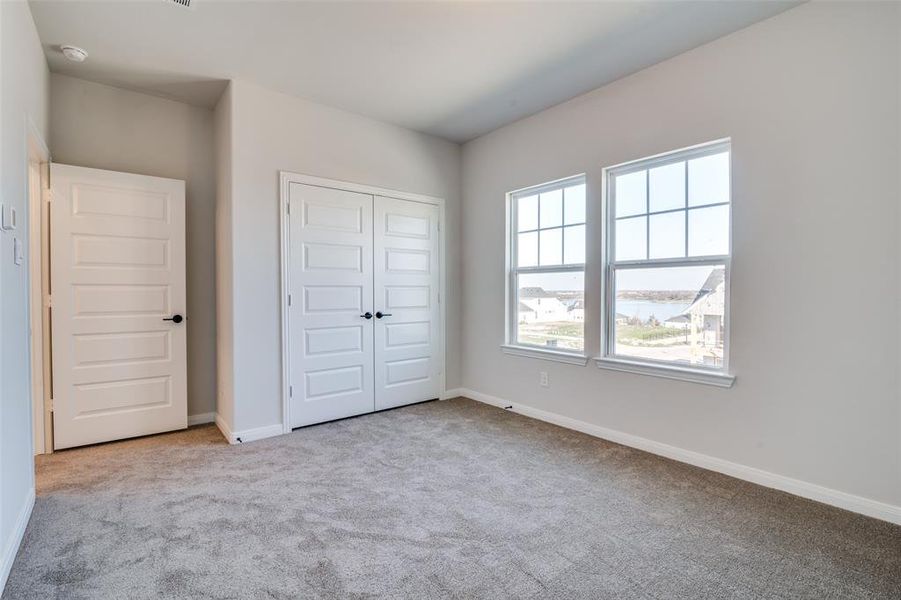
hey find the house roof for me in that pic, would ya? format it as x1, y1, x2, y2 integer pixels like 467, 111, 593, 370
518, 302, 536, 312
519, 287, 556, 299
666, 267, 725, 321
693, 268, 725, 304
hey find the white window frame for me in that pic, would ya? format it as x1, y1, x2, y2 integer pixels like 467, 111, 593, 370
503, 174, 589, 365
596, 140, 735, 387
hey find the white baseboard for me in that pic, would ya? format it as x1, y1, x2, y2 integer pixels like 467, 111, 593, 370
187, 412, 216, 426
215, 414, 283, 445
0, 487, 35, 595
457, 388, 901, 526
442, 387, 466, 399
214, 414, 232, 443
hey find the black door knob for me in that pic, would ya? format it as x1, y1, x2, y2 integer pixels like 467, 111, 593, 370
163, 314, 184, 324
375, 312, 392, 319
360, 312, 373, 319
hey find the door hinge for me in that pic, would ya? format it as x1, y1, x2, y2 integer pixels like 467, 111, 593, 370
287, 294, 292, 307
44, 294, 52, 308
49, 398, 54, 413
289, 385, 293, 398
286, 201, 291, 215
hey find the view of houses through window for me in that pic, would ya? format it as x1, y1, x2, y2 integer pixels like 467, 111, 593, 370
512, 176, 586, 353
507, 141, 729, 368
516, 271, 584, 351
607, 141, 731, 369
613, 265, 725, 366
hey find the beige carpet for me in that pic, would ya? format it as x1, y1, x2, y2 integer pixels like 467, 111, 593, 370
3, 398, 900, 599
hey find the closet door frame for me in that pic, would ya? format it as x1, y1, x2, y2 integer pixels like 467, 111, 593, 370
279, 171, 447, 434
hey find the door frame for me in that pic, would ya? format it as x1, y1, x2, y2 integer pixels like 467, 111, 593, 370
278, 171, 447, 434
26, 117, 52, 455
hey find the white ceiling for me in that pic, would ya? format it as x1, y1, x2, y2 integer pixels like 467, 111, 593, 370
29, 0, 799, 143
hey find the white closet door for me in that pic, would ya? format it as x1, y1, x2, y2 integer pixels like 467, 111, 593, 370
288, 183, 375, 428
373, 196, 442, 410
50, 164, 187, 449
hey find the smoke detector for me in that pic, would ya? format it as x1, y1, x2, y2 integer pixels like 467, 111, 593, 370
60, 45, 88, 63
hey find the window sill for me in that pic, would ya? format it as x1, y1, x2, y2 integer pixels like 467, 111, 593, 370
500, 344, 590, 366
594, 357, 735, 388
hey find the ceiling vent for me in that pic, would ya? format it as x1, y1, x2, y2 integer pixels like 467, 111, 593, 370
167, 0, 192, 8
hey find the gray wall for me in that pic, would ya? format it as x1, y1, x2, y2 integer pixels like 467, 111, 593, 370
0, 0, 50, 585
218, 80, 461, 433
49, 74, 217, 419
460, 2, 901, 507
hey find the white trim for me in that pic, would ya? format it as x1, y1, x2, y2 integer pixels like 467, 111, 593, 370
28, 161, 45, 454
501, 344, 589, 366
279, 174, 291, 434
509, 173, 586, 200
457, 388, 901, 526
0, 487, 35, 594
279, 171, 447, 434
442, 387, 465, 399
605, 138, 731, 175
602, 139, 732, 375
26, 115, 50, 162
26, 116, 52, 455
214, 414, 234, 442
594, 356, 734, 387
506, 174, 588, 353
436, 200, 447, 414
187, 412, 216, 426
279, 171, 444, 206
215, 414, 282, 445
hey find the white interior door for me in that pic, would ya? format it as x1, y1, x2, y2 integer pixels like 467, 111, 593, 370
50, 164, 187, 449
373, 196, 442, 410
288, 183, 375, 428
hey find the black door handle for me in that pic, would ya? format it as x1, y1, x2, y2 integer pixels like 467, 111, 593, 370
163, 314, 184, 324
375, 312, 392, 319
360, 312, 373, 319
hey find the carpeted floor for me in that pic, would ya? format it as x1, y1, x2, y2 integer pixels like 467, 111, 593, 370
3, 398, 900, 599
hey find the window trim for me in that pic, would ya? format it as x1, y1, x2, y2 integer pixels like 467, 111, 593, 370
600, 139, 733, 378
505, 174, 587, 359
501, 344, 590, 366
594, 356, 735, 387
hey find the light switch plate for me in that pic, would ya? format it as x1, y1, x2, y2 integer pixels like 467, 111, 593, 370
14, 237, 24, 265
1, 204, 16, 230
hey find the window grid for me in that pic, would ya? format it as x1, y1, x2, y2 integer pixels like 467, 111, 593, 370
516, 191, 586, 269
509, 175, 587, 353
604, 140, 731, 371
613, 161, 730, 264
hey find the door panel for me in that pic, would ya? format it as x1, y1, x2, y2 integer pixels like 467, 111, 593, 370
373, 196, 442, 410
289, 183, 375, 428
51, 164, 187, 449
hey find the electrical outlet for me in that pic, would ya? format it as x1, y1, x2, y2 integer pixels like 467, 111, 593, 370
539, 371, 548, 387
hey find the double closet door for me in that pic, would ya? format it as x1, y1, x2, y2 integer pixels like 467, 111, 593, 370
286, 182, 442, 429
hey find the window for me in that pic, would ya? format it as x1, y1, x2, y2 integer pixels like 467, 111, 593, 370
507, 175, 586, 358
603, 141, 731, 373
